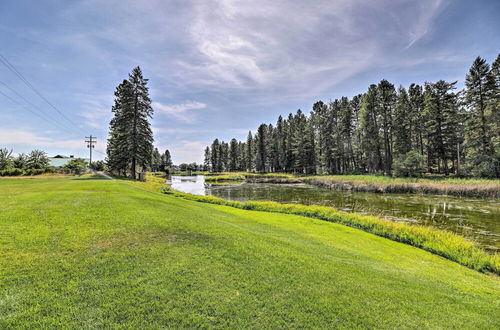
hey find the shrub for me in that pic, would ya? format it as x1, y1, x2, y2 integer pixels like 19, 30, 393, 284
64, 158, 88, 175
393, 151, 426, 177
0, 148, 13, 170
24, 168, 45, 176
90, 160, 106, 171
0, 168, 24, 176
469, 154, 500, 178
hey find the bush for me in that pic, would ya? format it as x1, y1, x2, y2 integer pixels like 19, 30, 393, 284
64, 158, 88, 175
469, 154, 500, 178
0, 148, 13, 170
0, 168, 24, 176
90, 160, 106, 171
393, 151, 426, 177
24, 168, 45, 176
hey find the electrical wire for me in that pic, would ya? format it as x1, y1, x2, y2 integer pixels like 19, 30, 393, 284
0, 53, 86, 134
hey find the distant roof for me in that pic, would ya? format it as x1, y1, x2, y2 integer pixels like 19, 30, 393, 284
48, 157, 90, 167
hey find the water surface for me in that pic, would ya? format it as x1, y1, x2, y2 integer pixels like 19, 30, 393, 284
171, 175, 500, 250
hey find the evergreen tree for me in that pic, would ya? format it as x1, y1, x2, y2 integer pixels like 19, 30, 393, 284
339, 96, 354, 173
311, 101, 329, 173
360, 85, 383, 172
246, 131, 253, 172
107, 67, 154, 178
255, 124, 267, 172
408, 84, 426, 156
393, 86, 412, 157
203, 147, 211, 171
464, 56, 497, 177
151, 147, 161, 171
211, 139, 222, 172
490, 54, 500, 165
229, 138, 238, 171
424, 80, 459, 175
160, 149, 173, 174
377, 79, 396, 174
107, 80, 134, 175
128, 67, 154, 178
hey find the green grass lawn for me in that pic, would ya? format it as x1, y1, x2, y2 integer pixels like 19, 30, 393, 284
1, 177, 498, 328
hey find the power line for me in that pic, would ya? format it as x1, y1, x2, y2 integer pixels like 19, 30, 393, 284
0, 87, 76, 135
0, 53, 85, 134
0, 80, 72, 132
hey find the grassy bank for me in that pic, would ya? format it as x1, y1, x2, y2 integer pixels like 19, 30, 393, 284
1, 177, 498, 327
162, 186, 499, 274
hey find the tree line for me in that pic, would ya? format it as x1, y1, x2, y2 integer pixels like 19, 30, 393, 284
0, 148, 91, 176
205, 55, 500, 178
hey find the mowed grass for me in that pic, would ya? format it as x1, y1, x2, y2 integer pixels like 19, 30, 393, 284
0, 177, 499, 328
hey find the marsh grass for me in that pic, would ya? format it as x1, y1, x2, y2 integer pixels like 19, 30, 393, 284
303, 176, 500, 198
199, 173, 499, 197
204, 174, 246, 182
162, 185, 500, 275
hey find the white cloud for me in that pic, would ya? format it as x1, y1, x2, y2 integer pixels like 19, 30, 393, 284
153, 101, 207, 123
0, 129, 106, 156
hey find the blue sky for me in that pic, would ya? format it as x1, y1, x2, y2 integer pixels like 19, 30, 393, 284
0, 0, 499, 163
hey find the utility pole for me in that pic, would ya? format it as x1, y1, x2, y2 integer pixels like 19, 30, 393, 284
85, 135, 96, 166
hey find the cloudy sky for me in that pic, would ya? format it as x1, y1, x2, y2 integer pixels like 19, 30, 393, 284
0, 0, 499, 163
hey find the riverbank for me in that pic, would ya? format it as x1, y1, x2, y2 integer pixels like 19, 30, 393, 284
1, 176, 498, 327
200, 172, 500, 198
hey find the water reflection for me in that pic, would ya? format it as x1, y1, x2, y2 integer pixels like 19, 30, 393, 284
170, 175, 499, 251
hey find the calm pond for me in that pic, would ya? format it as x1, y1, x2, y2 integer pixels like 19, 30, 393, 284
171, 175, 500, 251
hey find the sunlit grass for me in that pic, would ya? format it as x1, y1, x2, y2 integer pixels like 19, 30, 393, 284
1, 177, 498, 328
163, 185, 500, 274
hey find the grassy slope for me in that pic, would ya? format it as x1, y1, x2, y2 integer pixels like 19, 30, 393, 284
0, 177, 498, 328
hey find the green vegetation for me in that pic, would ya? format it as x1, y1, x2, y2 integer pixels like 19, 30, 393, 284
0, 148, 52, 176
163, 185, 500, 274
106, 67, 155, 179
204, 174, 245, 182
203, 55, 500, 178
0, 176, 498, 328
301, 175, 500, 198
197, 172, 500, 198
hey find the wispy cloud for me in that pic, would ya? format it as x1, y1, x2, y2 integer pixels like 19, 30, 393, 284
153, 101, 207, 123
405, 0, 447, 49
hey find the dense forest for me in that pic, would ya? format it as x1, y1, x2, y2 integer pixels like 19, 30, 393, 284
205, 55, 500, 178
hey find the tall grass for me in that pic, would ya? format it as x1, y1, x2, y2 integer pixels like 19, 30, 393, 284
303, 176, 500, 198
204, 174, 245, 182
161, 185, 499, 275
